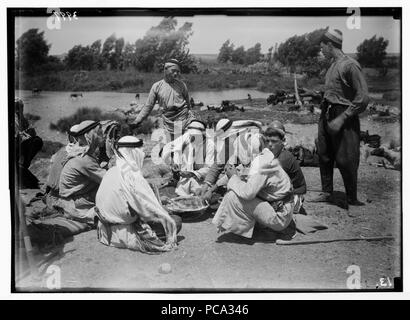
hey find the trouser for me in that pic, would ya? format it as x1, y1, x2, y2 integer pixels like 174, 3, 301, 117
317, 105, 361, 201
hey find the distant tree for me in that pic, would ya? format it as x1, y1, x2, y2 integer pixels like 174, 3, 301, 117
134, 17, 197, 73
231, 45, 246, 64
266, 46, 274, 63
217, 40, 235, 63
113, 37, 125, 70
15, 28, 51, 75
101, 33, 117, 70
244, 43, 262, 65
274, 27, 330, 76
64, 45, 95, 70
90, 40, 103, 69
356, 35, 389, 68
122, 42, 136, 69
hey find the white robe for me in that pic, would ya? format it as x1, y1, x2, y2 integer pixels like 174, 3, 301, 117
162, 131, 215, 196
212, 148, 294, 238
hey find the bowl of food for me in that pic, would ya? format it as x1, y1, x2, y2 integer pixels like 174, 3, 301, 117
165, 195, 209, 221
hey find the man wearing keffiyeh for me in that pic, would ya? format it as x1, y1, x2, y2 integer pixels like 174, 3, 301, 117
95, 136, 180, 253
130, 59, 196, 139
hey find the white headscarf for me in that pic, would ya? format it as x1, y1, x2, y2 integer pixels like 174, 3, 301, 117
65, 124, 80, 154
114, 136, 177, 246
232, 132, 264, 166
65, 125, 101, 162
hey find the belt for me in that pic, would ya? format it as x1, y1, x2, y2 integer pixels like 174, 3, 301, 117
258, 193, 294, 210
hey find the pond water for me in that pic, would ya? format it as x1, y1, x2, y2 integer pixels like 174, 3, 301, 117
15, 88, 268, 143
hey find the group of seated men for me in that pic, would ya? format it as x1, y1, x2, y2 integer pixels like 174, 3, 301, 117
42, 115, 306, 253
160, 118, 306, 240
44, 119, 181, 253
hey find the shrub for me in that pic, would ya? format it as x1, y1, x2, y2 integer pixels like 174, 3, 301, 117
208, 80, 223, 89
49, 107, 156, 137
109, 80, 122, 90
50, 107, 115, 133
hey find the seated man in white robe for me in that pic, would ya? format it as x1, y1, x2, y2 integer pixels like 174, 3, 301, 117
198, 118, 263, 200
95, 136, 180, 253
212, 147, 294, 238
161, 120, 215, 196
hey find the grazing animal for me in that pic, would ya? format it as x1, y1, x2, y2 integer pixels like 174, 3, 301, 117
32, 88, 41, 95
70, 93, 83, 99
135, 93, 140, 99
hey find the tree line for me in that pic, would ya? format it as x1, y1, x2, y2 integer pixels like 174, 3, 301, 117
15, 17, 197, 75
16, 20, 393, 78
217, 27, 393, 77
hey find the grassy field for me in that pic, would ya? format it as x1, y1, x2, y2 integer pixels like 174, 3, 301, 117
15, 69, 299, 93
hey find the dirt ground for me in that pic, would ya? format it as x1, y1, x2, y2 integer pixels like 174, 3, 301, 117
15, 102, 401, 291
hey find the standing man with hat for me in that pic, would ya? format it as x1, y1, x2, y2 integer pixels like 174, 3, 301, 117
130, 59, 196, 139
310, 29, 369, 206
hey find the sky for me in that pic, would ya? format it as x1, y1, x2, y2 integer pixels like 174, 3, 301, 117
14, 14, 400, 55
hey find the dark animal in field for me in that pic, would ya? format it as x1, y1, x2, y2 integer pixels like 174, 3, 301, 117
267, 88, 323, 107
207, 101, 243, 113
287, 105, 301, 112
70, 93, 83, 99
32, 88, 42, 95
218, 100, 244, 113
360, 130, 381, 148
267, 89, 287, 105
135, 93, 140, 99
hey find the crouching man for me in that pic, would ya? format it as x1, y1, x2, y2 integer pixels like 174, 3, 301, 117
263, 121, 307, 214
95, 136, 181, 253
212, 147, 294, 239
161, 120, 214, 196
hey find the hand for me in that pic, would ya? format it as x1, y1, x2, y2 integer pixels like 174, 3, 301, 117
202, 190, 213, 203
327, 112, 349, 135
171, 163, 181, 172
198, 184, 209, 197
25, 127, 36, 137
225, 164, 238, 178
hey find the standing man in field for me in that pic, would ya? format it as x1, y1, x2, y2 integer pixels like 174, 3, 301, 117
130, 59, 196, 139
310, 29, 369, 206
